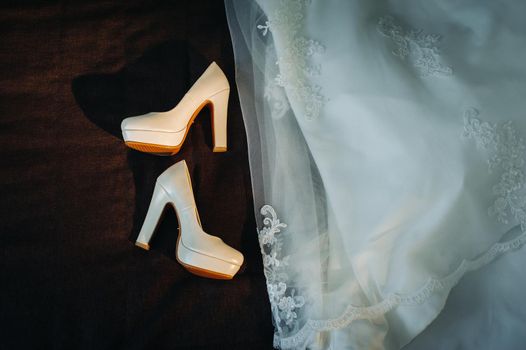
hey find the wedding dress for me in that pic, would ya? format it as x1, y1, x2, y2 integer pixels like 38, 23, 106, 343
225, 0, 526, 349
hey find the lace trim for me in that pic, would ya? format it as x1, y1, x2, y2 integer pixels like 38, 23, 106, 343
264, 72, 291, 120
377, 15, 452, 77
258, 0, 325, 120
260, 108, 526, 348
257, 20, 271, 36
275, 232, 526, 348
258, 205, 306, 348
262, 221, 526, 348
463, 107, 526, 230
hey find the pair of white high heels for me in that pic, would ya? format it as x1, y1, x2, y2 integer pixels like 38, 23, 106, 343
121, 62, 243, 279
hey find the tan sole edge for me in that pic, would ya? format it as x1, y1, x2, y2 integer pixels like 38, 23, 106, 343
135, 242, 151, 251
180, 262, 234, 280
125, 141, 181, 156
212, 146, 227, 153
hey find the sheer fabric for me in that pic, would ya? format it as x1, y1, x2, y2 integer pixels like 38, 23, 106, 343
225, 1, 526, 348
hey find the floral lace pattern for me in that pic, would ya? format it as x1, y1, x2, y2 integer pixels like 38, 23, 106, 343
463, 107, 526, 230
264, 75, 291, 120
258, 205, 306, 348
261, 109, 526, 347
377, 15, 452, 77
251, 8, 525, 348
259, 201, 526, 349
279, 228, 526, 349
258, 0, 325, 120
257, 20, 271, 36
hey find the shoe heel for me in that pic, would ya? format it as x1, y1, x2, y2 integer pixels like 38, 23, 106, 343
135, 183, 170, 250
209, 89, 229, 152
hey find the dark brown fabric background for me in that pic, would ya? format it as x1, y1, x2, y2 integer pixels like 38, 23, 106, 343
0, 1, 273, 349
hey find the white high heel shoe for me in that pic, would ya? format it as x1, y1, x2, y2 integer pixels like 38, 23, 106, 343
135, 160, 243, 279
121, 62, 230, 155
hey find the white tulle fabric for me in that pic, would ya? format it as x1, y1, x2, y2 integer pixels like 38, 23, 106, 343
225, 1, 526, 349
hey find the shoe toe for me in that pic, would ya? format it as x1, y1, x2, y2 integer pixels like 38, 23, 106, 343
225, 245, 244, 266
121, 114, 150, 131
211, 238, 244, 266
120, 116, 132, 130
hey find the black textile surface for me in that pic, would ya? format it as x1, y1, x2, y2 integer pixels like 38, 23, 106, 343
0, 1, 274, 349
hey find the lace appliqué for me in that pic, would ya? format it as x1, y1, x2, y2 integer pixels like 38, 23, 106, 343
259, 0, 325, 120
264, 109, 526, 347
257, 20, 271, 36
276, 230, 526, 350
264, 77, 291, 120
463, 107, 526, 230
377, 15, 452, 77
258, 205, 306, 349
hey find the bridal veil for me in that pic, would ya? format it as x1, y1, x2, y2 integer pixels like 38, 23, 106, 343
225, 1, 526, 348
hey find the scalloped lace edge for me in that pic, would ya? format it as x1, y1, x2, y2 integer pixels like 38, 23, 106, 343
275, 229, 526, 349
